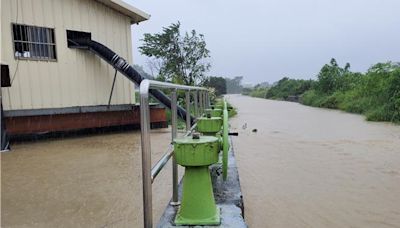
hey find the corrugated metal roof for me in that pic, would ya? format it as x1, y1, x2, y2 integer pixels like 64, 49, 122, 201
95, 0, 150, 24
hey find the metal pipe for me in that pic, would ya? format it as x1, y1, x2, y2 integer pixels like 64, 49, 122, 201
205, 92, 208, 109
108, 69, 118, 106
144, 80, 205, 91
170, 90, 179, 206
202, 91, 206, 113
209, 92, 211, 108
198, 91, 201, 116
203, 91, 206, 113
185, 91, 191, 131
140, 81, 153, 228
205, 91, 209, 108
205, 92, 209, 108
199, 91, 203, 115
194, 91, 198, 117
203, 92, 206, 113
151, 146, 173, 182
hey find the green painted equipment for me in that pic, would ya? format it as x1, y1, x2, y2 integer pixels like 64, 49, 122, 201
196, 116, 223, 135
173, 134, 220, 225
205, 108, 223, 117
196, 101, 230, 180
210, 104, 223, 110
172, 100, 231, 225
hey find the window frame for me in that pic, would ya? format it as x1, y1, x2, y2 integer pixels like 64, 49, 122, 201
11, 23, 58, 62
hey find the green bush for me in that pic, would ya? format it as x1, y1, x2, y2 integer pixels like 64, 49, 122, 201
266, 77, 313, 100
249, 87, 268, 98
275, 60, 400, 123
301, 90, 318, 106
318, 92, 344, 109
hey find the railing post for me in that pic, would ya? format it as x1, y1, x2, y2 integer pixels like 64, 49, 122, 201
202, 91, 206, 112
194, 91, 198, 117
140, 85, 152, 228
139, 80, 210, 227
200, 91, 204, 115
203, 92, 206, 112
170, 90, 180, 206
198, 91, 201, 116
205, 92, 209, 109
185, 91, 191, 131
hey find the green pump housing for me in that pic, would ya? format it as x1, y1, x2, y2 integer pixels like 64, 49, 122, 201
196, 116, 223, 135
205, 108, 223, 117
174, 136, 220, 166
172, 100, 231, 226
173, 135, 221, 225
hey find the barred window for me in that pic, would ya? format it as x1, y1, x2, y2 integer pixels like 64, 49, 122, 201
12, 24, 57, 60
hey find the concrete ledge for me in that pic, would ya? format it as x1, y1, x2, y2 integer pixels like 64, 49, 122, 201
4, 104, 163, 117
5, 105, 166, 135
157, 137, 247, 227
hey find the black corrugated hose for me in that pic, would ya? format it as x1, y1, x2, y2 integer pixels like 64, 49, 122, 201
68, 38, 195, 124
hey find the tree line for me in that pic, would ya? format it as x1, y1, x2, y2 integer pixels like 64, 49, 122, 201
244, 58, 400, 123
138, 22, 244, 98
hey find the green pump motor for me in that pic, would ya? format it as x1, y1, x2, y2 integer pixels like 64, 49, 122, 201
172, 101, 230, 225
204, 107, 223, 117
196, 101, 230, 180
173, 134, 220, 225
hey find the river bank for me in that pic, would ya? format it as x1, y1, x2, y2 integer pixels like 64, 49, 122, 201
243, 61, 400, 124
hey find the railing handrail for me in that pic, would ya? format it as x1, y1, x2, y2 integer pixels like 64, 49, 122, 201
140, 79, 208, 97
139, 79, 210, 228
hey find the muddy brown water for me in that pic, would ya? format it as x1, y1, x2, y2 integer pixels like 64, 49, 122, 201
2, 95, 400, 228
226, 94, 400, 228
1, 128, 182, 227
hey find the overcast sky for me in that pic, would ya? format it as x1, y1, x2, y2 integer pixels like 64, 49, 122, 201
125, 0, 400, 85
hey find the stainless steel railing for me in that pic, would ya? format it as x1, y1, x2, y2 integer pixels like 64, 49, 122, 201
139, 79, 210, 228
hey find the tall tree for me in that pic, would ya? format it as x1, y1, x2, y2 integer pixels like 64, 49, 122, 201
139, 22, 211, 85
204, 76, 227, 95
317, 58, 345, 93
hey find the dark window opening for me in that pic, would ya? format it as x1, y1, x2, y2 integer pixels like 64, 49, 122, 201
12, 24, 57, 61
66, 30, 91, 47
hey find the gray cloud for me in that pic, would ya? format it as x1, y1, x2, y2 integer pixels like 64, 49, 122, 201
126, 0, 400, 84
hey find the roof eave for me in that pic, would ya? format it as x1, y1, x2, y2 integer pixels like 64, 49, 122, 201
96, 0, 150, 24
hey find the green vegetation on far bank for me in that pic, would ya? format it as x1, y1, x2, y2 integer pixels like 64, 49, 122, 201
243, 59, 400, 123
242, 86, 268, 98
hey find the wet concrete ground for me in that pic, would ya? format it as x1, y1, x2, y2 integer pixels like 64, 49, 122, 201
226, 94, 400, 228
1, 128, 179, 227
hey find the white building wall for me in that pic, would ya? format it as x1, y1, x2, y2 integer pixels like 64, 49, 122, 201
1, 0, 135, 111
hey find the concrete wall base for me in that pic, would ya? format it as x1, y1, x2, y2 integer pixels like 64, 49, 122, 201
4, 104, 167, 137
